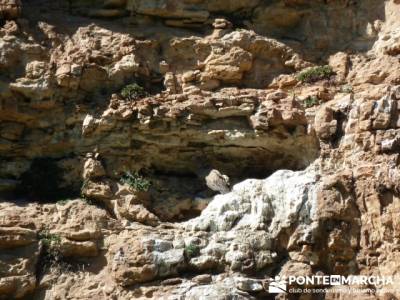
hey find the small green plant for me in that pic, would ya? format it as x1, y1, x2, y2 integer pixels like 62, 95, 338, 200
38, 230, 62, 268
303, 95, 320, 108
120, 83, 147, 101
120, 171, 151, 192
185, 243, 200, 259
296, 65, 334, 83
38, 230, 61, 248
37, 229, 72, 275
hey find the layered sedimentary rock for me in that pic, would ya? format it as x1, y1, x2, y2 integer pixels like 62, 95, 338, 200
1, 0, 400, 299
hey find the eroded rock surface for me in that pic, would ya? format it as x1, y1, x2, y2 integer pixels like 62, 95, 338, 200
1, 0, 400, 299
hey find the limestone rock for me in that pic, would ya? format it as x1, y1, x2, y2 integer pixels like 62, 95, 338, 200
109, 234, 185, 286
82, 156, 106, 180
109, 54, 139, 85
0, 227, 36, 251
127, 0, 210, 23
81, 180, 113, 201
82, 114, 98, 135
9, 77, 54, 101
314, 106, 338, 141
185, 277, 254, 300
0, 239, 39, 299
60, 239, 99, 257
329, 52, 349, 82
186, 167, 318, 233
212, 18, 232, 29
1, 1, 400, 299
381, 135, 400, 152
235, 277, 264, 292
192, 274, 212, 284
372, 94, 395, 130
202, 46, 253, 86
113, 200, 160, 226
205, 169, 230, 194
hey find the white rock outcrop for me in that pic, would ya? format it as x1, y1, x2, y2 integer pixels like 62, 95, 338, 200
185, 167, 318, 234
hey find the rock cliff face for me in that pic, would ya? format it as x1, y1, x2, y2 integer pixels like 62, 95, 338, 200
1, 0, 400, 299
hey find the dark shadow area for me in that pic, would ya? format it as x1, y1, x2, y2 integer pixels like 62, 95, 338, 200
331, 110, 347, 148
15, 157, 79, 202
138, 124, 319, 221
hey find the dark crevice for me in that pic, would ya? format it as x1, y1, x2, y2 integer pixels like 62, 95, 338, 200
15, 157, 79, 202
331, 110, 347, 148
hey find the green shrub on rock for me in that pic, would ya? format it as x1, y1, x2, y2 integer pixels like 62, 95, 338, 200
296, 65, 334, 83
37, 230, 62, 270
120, 83, 147, 101
120, 171, 151, 192
38, 230, 61, 248
37, 229, 74, 274
303, 95, 320, 108
185, 243, 200, 258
